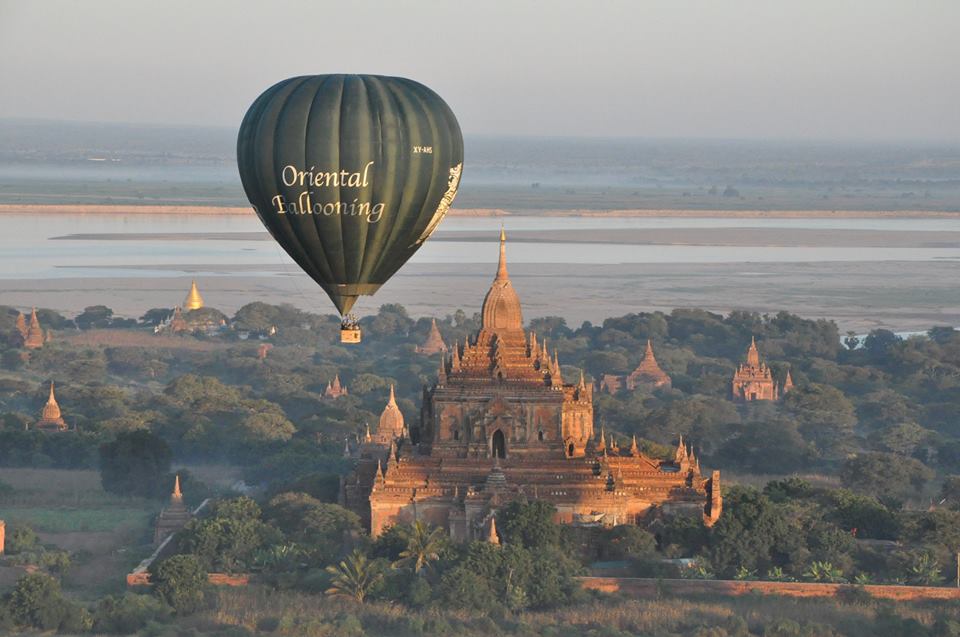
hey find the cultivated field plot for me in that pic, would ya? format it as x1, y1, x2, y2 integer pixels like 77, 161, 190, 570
0, 468, 157, 599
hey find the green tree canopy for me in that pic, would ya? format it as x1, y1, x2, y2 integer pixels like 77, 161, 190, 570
98, 430, 172, 499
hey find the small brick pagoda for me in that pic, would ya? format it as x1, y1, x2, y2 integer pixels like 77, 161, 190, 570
154, 475, 192, 545
23, 308, 46, 350
599, 339, 672, 393
416, 318, 447, 355
36, 382, 67, 431
342, 231, 721, 540
324, 375, 349, 399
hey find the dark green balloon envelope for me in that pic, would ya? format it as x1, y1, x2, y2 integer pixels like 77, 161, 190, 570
237, 74, 463, 315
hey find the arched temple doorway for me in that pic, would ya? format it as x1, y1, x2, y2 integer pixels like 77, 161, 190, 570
492, 429, 506, 459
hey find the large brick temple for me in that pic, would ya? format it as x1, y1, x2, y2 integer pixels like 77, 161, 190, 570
342, 231, 722, 541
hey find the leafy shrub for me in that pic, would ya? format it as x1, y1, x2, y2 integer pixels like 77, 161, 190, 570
93, 593, 171, 634
150, 554, 207, 614
3, 573, 91, 632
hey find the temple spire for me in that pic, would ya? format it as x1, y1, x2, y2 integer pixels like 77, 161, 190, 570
487, 517, 500, 545
551, 350, 563, 386
437, 354, 447, 384
746, 336, 760, 367
675, 435, 688, 464
630, 435, 640, 455
172, 474, 183, 502
496, 227, 508, 280
481, 229, 523, 332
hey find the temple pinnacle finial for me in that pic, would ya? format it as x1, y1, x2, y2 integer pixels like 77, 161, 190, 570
487, 517, 500, 545
746, 336, 760, 367
496, 228, 509, 280
172, 474, 182, 501
48, 381, 56, 403
388, 384, 397, 406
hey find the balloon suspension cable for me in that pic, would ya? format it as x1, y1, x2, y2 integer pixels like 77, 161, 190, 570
341, 313, 360, 329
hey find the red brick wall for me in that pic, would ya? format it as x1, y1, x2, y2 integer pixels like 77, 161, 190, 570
580, 577, 960, 601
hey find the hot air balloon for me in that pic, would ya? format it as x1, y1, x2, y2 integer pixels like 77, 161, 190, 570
237, 74, 463, 342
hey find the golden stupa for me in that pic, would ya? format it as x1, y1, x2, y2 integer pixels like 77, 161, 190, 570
184, 281, 204, 311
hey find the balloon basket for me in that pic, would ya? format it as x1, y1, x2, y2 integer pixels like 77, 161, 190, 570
340, 315, 361, 343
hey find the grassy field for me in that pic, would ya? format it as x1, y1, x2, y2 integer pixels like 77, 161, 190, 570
0, 468, 157, 600
0, 465, 244, 601
191, 585, 953, 637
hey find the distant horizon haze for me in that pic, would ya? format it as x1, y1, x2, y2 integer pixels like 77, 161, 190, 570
0, 0, 957, 143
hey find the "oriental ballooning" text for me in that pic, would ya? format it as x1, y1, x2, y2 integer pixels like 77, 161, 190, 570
270, 161, 385, 223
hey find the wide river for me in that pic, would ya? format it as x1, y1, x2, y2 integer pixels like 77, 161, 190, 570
3, 214, 960, 279
1, 213, 959, 332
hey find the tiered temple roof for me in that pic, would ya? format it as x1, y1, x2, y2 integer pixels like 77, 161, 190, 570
344, 231, 722, 540
36, 382, 67, 431
438, 229, 561, 388
600, 340, 672, 393
626, 340, 672, 389
416, 318, 447, 355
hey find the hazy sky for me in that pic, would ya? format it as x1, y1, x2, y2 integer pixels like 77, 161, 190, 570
1, 0, 957, 141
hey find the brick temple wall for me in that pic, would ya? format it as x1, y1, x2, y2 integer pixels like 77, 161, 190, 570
580, 577, 960, 601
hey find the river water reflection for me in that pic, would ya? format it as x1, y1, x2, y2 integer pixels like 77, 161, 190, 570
2, 214, 960, 280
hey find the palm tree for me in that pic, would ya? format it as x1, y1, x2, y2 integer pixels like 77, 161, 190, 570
909, 553, 943, 586
325, 550, 384, 603
803, 561, 845, 583
394, 520, 445, 574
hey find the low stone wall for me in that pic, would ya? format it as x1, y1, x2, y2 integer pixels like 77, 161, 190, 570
580, 577, 960, 601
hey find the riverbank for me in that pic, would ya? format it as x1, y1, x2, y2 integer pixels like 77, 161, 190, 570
1, 204, 958, 218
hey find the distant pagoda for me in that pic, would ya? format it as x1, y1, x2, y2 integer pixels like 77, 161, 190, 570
599, 339, 671, 393
154, 475, 192, 545
23, 308, 45, 350
416, 318, 447, 355
731, 337, 786, 402
15, 312, 28, 342
36, 382, 67, 431
626, 340, 672, 389
324, 375, 349, 399
169, 306, 189, 333
184, 281, 205, 311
